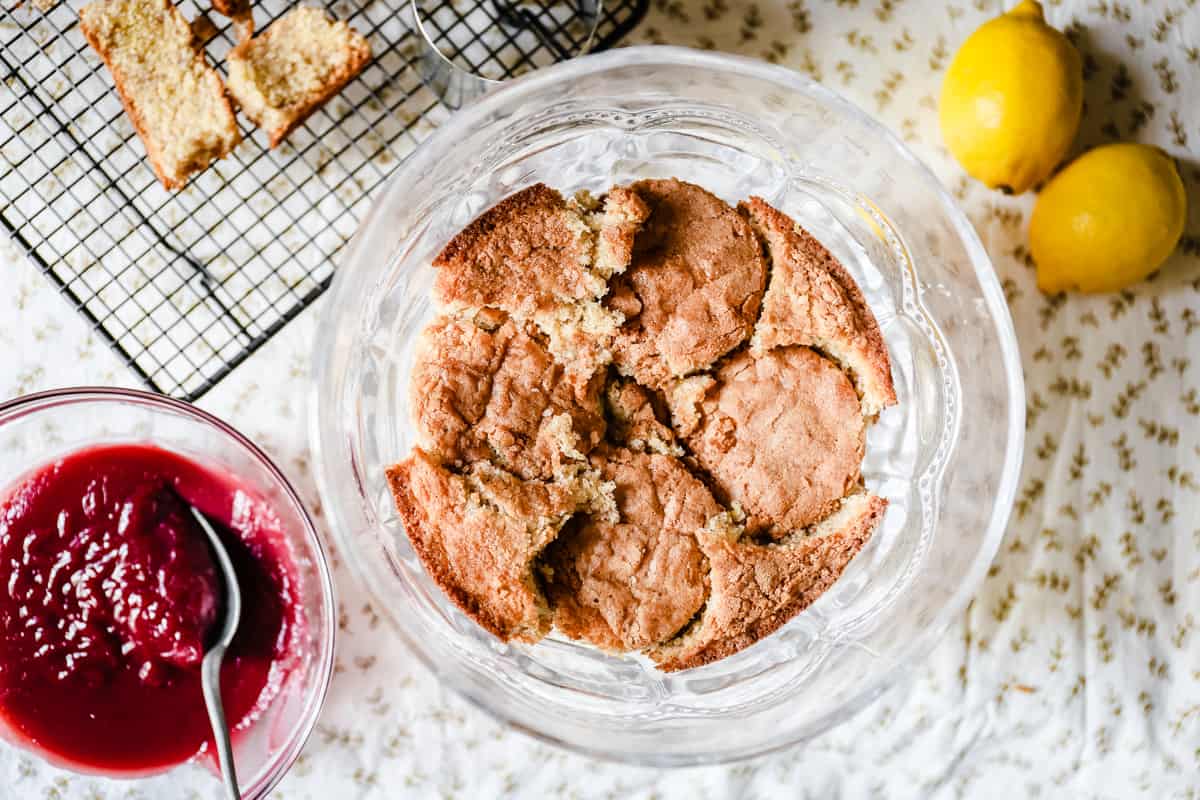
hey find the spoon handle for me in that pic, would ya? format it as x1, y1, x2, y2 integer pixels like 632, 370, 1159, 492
202, 648, 242, 799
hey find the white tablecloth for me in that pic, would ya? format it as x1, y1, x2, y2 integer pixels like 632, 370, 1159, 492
3, 0, 1199, 797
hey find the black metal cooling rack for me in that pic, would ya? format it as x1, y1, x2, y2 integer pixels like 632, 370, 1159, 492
0, 0, 648, 400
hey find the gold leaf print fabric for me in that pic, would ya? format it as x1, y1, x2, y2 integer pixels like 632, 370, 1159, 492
2, 0, 1199, 797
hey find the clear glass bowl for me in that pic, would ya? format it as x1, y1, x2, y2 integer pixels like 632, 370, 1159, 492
0, 387, 336, 796
310, 46, 1024, 765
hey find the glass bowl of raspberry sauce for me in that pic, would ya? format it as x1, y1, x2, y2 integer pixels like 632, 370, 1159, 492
0, 388, 335, 796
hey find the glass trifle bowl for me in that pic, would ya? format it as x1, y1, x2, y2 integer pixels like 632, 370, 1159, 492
310, 45, 1024, 765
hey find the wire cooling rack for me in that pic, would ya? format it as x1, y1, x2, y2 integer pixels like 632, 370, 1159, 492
0, 0, 647, 400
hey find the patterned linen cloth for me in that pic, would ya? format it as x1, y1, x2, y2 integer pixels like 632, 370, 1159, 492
2, 1, 1199, 797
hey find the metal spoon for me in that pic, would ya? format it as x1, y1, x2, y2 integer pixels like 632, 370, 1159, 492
188, 504, 243, 800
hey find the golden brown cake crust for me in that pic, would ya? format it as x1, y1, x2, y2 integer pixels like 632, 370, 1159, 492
435, 185, 650, 375
668, 346, 866, 536
608, 179, 768, 388
210, 0, 247, 18
388, 181, 894, 668
543, 447, 717, 651
386, 449, 610, 643
740, 196, 897, 415
592, 186, 649, 278
409, 311, 606, 481
434, 184, 606, 316
648, 493, 886, 672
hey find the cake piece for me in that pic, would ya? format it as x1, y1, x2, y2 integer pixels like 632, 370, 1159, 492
409, 310, 606, 481
667, 346, 866, 537
740, 197, 897, 416
225, 7, 371, 148
79, 0, 241, 189
542, 447, 716, 651
435, 184, 645, 317
648, 492, 886, 672
434, 184, 649, 371
608, 178, 768, 388
385, 449, 614, 643
576, 186, 650, 280
603, 376, 681, 456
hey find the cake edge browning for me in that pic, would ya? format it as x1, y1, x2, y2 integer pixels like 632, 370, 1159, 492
226, 7, 372, 148
386, 452, 557, 643
648, 492, 887, 672
384, 455, 535, 642
433, 184, 581, 297
211, 0, 248, 19
79, 0, 241, 190
740, 196, 897, 416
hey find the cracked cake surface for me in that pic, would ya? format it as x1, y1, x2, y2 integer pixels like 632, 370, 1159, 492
648, 492, 887, 672
433, 183, 603, 314
603, 375, 681, 456
667, 346, 867, 537
543, 446, 718, 651
433, 183, 648, 373
740, 196, 897, 416
608, 178, 768, 388
385, 449, 614, 643
409, 309, 606, 481
387, 179, 895, 669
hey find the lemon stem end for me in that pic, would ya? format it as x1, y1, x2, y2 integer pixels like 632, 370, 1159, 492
1009, 0, 1045, 20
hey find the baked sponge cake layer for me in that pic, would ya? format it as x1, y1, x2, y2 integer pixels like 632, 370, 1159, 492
409, 310, 606, 482
387, 181, 896, 670
667, 346, 867, 538
543, 446, 717, 652
608, 178, 769, 388
386, 449, 615, 643
79, 0, 241, 189
226, 6, 370, 148
741, 196, 897, 416
647, 492, 887, 672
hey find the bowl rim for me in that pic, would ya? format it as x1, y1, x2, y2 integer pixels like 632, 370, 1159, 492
310, 44, 1025, 765
0, 386, 338, 796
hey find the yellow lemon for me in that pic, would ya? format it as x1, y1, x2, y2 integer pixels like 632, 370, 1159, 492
940, 0, 1082, 194
1030, 143, 1186, 293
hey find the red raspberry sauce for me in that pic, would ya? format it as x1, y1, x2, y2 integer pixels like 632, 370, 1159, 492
0, 444, 300, 775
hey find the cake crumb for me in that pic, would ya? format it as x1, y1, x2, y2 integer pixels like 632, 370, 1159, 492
605, 377, 681, 457
387, 450, 612, 643
435, 184, 648, 374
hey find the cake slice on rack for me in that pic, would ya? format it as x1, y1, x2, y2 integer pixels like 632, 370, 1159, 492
225, 7, 371, 148
79, 0, 241, 190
